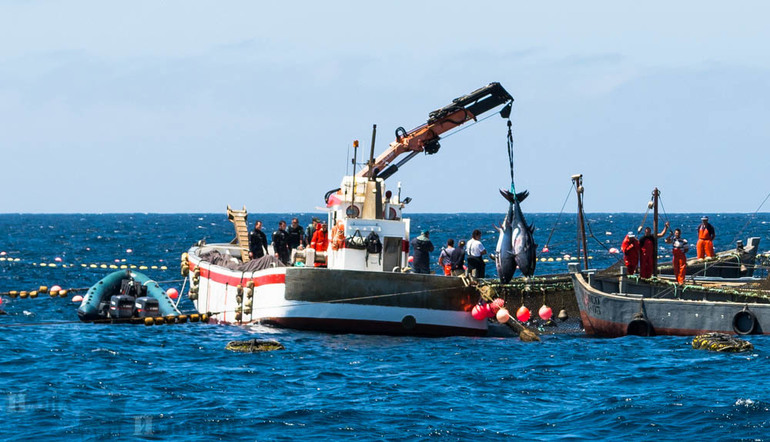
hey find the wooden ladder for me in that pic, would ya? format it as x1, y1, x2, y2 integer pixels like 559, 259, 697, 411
227, 205, 251, 262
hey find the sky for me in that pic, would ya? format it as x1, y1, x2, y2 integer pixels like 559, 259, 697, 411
1, 1, 769, 214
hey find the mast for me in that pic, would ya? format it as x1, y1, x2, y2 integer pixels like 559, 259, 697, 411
361, 124, 383, 219
572, 174, 589, 269
351, 140, 359, 213
367, 125, 377, 181
652, 187, 660, 276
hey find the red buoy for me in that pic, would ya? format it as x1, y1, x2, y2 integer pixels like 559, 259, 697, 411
471, 304, 486, 321
516, 306, 531, 322
491, 298, 505, 314
166, 288, 179, 300
539, 305, 553, 320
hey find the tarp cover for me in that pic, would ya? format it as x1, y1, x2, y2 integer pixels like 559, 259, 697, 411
199, 250, 286, 272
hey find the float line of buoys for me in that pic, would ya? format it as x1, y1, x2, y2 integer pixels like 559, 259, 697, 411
1, 279, 184, 301
0, 313, 211, 328
0, 257, 169, 271
1, 286, 77, 299
82, 313, 209, 326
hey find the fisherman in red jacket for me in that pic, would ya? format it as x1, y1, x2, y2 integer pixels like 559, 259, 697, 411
639, 221, 669, 278
310, 222, 329, 267
696, 216, 716, 259
621, 232, 640, 275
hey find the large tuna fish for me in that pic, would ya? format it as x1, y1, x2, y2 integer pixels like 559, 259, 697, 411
495, 189, 537, 283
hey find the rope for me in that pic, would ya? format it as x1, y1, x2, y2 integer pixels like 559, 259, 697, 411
0, 279, 184, 299
507, 119, 516, 195
199, 277, 578, 318
580, 191, 623, 264
539, 182, 575, 256
731, 189, 770, 245
658, 194, 671, 224
637, 195, 652, 233
196, 285, 472, 319
439, 112, 499, 140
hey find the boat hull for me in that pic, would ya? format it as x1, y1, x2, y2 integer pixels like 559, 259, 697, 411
188, 247, 486, 337
572, 269, 770, 338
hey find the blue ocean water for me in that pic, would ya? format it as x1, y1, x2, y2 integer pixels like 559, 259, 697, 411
1, 212, 770, 439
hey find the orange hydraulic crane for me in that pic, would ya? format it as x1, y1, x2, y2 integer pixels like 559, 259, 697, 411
356, 82, 513, 181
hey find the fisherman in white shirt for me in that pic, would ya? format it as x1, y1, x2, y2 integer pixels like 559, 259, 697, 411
466, 229, 487, 278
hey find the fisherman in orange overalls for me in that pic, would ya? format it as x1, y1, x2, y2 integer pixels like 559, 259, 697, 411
696, 216, 715, 259
639, 221, 669, 278
666, 228, 689, 284
621, 232, 640, 275
310, 222, 330, 267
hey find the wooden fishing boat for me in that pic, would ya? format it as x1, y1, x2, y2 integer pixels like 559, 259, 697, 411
570, 177, 770, 337
570, 263, 770, 337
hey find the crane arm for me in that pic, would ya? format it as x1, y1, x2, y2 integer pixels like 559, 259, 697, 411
357, 82, 513, 180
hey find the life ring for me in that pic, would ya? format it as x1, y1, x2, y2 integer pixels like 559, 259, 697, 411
732, 309, 757, 335
331, 221, 345, 251
627, 313, 654, 336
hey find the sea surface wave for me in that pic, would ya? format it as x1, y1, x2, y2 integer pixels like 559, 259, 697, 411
1, 213, 769, 439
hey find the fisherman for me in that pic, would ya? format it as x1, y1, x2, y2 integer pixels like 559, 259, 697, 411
450, 240, 466, 276
271, 220, 291, 265
466, 229, 487, 278
621, 232, 640, 275
437, 239, 455, 276
696, 216, 716, 259
410, 230, 435, 274
305, 217, 320, 247
287, 217, 305, 250
310, 222, 329, 267
639, 221, 669, 278
666, 228, 689, 284
248, 220, 269, 260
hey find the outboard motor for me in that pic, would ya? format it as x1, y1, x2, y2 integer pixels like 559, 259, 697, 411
108, 278, 147, 319
134, 297, 160, 318
109, 295, 135, 319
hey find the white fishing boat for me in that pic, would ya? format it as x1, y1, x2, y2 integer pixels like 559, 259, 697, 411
183, 83, 515, 336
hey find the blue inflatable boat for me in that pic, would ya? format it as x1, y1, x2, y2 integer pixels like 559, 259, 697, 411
78, 270, 180, 322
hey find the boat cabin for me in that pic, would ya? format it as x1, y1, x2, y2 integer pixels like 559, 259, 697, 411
323, 175, 410, 272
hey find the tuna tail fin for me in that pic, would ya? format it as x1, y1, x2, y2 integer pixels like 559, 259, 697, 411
499, 188, 529, 204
